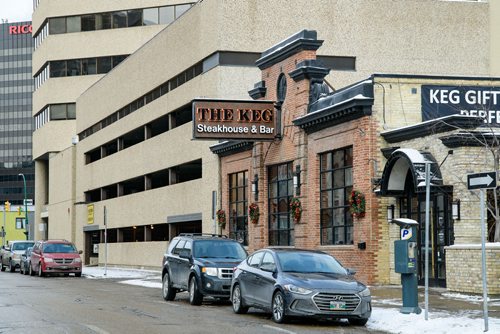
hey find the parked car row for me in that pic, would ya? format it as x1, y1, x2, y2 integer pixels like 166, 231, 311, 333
0, 239, 82, 277
161, 233, 371, 326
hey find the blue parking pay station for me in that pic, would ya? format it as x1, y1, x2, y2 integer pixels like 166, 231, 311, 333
390, 218, 422, 314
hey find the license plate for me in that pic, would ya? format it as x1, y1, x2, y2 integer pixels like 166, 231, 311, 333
329, 301, 346, 310
59, 266, 69, 270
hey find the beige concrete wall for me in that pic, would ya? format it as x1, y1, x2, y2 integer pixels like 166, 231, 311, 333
98, 241, 168, 269
490, 0, 500, 76
32, 120, 76, 160
37, 146, 76, 242
446, 244, 500, 293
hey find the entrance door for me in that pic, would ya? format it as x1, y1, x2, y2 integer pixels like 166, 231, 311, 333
399, 193, 454, 287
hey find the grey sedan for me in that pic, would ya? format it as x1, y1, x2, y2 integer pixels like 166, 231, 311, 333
230, 248, 371, 325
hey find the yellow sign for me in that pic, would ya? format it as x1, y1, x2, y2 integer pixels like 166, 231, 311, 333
87, 204, 94, 225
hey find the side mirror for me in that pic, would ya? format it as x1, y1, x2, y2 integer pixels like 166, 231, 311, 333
346, 268, 357, 275
78, 250, 83, 254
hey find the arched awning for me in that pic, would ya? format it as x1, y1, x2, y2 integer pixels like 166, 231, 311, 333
379, 148, 443, 196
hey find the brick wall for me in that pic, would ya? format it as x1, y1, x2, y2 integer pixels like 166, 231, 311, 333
446, 244, 500, 294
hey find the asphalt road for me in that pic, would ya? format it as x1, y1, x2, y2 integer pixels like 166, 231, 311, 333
0, 271, 380, 334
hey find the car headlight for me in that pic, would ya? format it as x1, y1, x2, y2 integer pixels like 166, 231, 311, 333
44, 258, 53, 263
13, 254, 20, 260
358, 287, 371, 297
74, 258, 82, 263
283, 284, 313, 295
202, 267, 218, 276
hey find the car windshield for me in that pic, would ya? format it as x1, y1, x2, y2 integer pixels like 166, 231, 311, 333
277, 252, 348, 275
12, 242, 34, 251
193, 240, 247, 260
43, 243, 77, 253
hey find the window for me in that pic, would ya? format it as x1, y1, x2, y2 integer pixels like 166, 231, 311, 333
143, 8, 159, 25
229, 171, 248, 245
81, 15, 96, 31
248, 251, 264, 268
112, 11, 127, 28
268, 162, 294, 246
159, 6, 175, 24
127, 10, 143, 27
320, 147, 354, 245
49, 104, 76, 121
175, 4, 192, 18
50, 61, 66, 77
66, 59, 81, 76
49, 17, 66, 34
97, 57, 112, 74
66, 16, 81, 33
82, 58, 97, 75
96, 13, 112, 30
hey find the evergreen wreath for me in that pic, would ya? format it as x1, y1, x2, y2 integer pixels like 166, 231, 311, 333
349, 190, 366, 218
290, 197, 302, 223
248, 203, 260, 224
216, 209, 226, 227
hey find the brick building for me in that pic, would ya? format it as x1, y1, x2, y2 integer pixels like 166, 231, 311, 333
211, 30, 500, 292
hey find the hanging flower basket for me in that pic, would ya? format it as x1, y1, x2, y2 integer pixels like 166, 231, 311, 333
290, 197, 302, 223
349, 190, 366, 218
248, 203, 260, 224
216, 209, 226, 228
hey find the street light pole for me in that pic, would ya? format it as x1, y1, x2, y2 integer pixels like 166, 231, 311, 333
18, 174, 28, 240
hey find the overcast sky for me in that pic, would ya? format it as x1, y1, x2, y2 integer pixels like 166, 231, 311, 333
0, 0, 32, 23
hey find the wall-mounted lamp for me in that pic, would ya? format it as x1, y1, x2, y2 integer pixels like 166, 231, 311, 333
387, 204, 395, 222
293, 165, 301, 196
452, 200, 460, 220
251, 174, 259, 201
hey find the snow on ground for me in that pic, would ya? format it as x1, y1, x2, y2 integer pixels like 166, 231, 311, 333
82, 266, 500, 333
368, 308, 499, 334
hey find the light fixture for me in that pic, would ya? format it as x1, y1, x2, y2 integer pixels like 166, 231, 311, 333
293, 165, 301, 196
251, 174, 259, 201
387, 204, 395, 222
452, 200, 460, 220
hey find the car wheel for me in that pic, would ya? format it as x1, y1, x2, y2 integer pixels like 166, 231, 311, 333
23, 265, 29, 275
162, 272, 176, 301
8, 260, 15, 272
75, 272, 82, 278
0, 259, 5, 272
188, 276, 203, 306
231, 284, 248, 314
272, 290, 287, 323
38, 263, 44, 277
29, 262, 35, 276
348, 318, 369, 326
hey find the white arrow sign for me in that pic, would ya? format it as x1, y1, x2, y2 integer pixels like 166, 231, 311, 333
470, 174, 494, 187
467, 171, 497, 190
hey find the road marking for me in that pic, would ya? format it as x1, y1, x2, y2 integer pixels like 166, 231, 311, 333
83, 324, 110, 334
262, 325, 296, 334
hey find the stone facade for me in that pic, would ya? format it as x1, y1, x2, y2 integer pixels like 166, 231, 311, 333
446, 244, 500, 294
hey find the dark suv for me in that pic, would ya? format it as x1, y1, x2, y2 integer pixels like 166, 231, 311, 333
162, 234, 247, 305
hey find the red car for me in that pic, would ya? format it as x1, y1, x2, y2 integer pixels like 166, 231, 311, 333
29, 240, 82, 277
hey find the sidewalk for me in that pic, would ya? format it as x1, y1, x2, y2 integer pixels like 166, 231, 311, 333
371, 284, 500, 318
